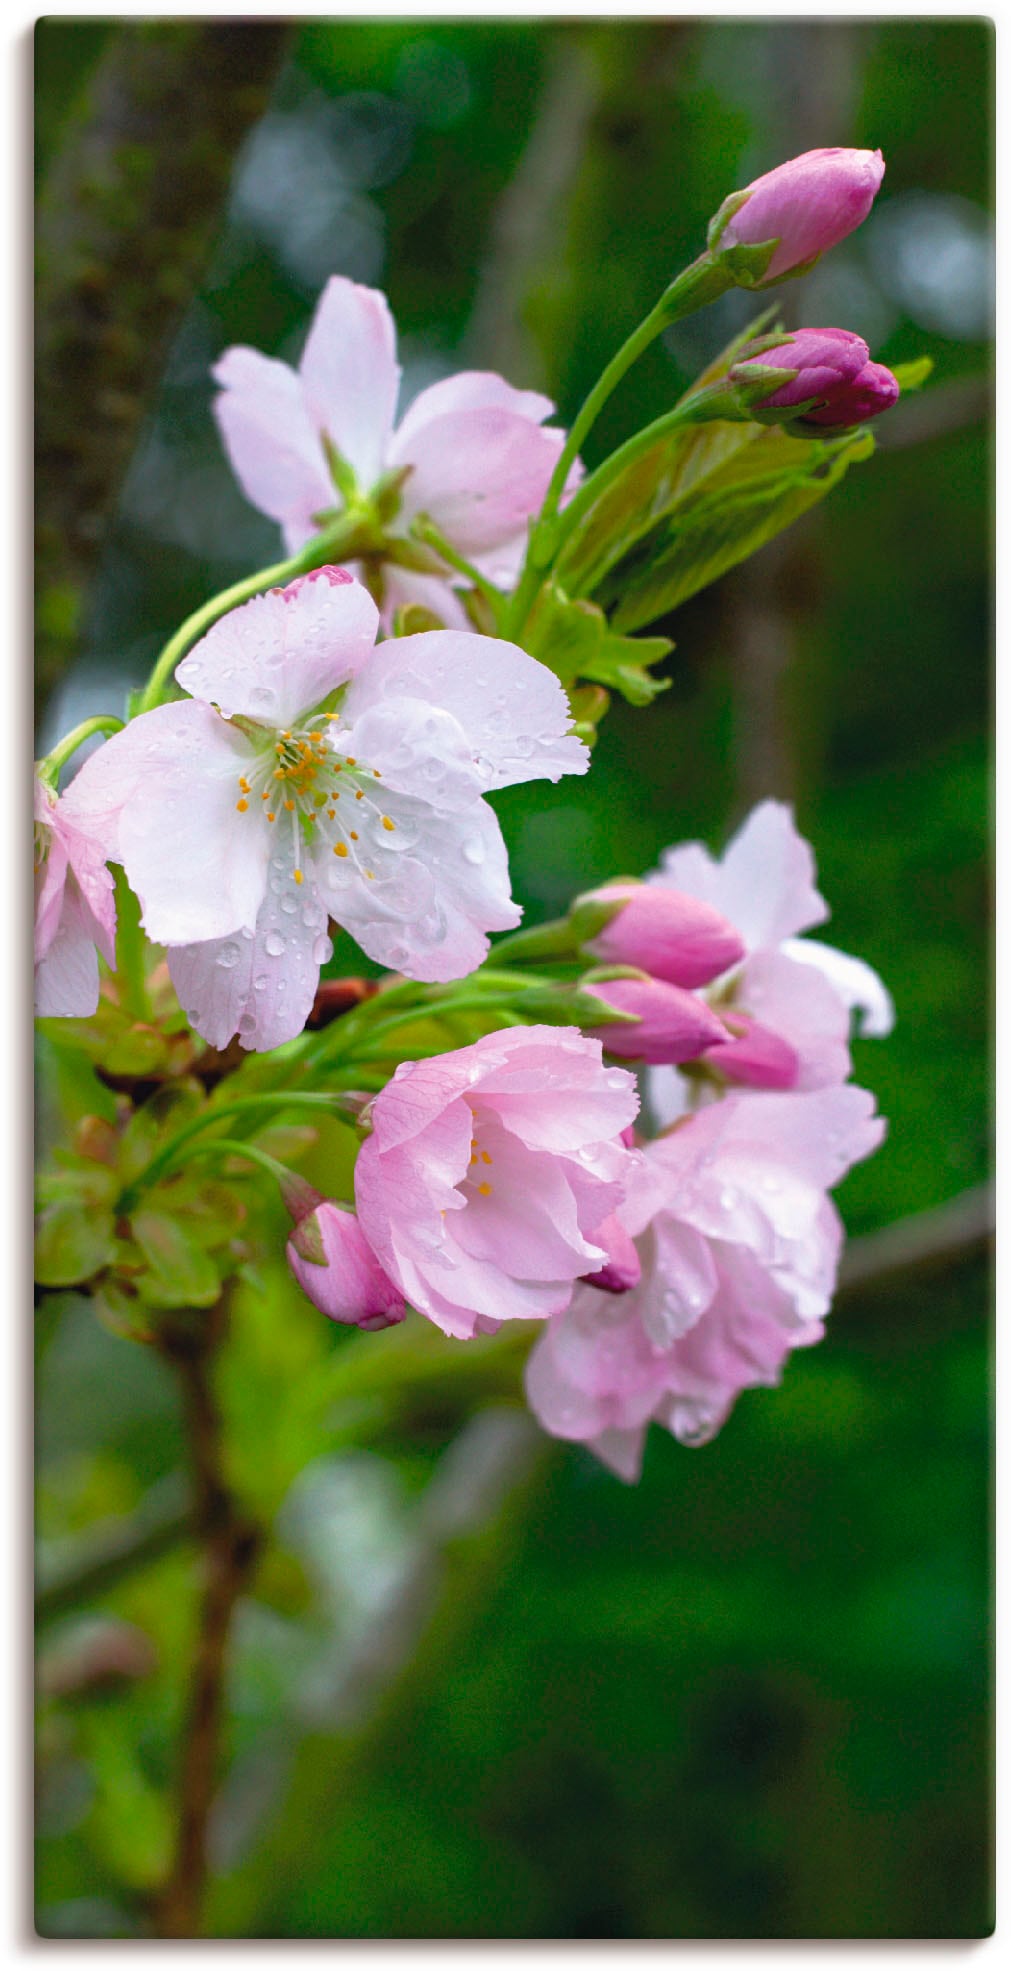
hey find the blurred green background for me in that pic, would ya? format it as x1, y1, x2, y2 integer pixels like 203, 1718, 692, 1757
35, 17, 992, 1939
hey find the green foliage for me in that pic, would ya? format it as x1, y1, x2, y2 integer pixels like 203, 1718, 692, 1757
523, 581, 672, 709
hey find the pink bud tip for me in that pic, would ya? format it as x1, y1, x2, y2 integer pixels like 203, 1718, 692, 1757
582, 1212, 642, 1294
719, 147, 885, 279
585, 882, 745, 988
589, 976, 730, 1065
286, 1201, 406, 1329
704, 1014, 800, 1089
798, 358, 900, 429
278, 566, 355, 602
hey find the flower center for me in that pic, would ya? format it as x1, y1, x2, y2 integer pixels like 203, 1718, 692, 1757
461, 1111, 495, 1199
233, 717, 398, 887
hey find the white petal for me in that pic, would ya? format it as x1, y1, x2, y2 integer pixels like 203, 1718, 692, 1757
65, 702, 269, 946
298, 277, 400, 489
341, 629, 587, 791
168, 866, 329, 1052
654, 800, 828, 951
212, 345, 332, 542
782, 937, 895, 1037
396, 408, 565, 557
176, 574, 379, 728
34, 889, 100, 1018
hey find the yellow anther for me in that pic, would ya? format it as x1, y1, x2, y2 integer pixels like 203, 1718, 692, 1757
333, 843, 348, 858
261, 791, 270, 801
327, 809, 336, 820
275, 743, 285, 755
349, 830, 358, 841
266, 811, 276, 822
282, 729, 291, 738
365, 870, 375, 880
274, 767, 286, 779
477, 1182, 492, 1197
480, 1152, 493, 1165
284, 799, 295, 812
294, 870, 304, 885
346, 756, 356, 766
238, 777, 250, 793
235, 799, 249, 812
355, 790, 364, 801
382, 816, 395, 831
373, 769, 382, 779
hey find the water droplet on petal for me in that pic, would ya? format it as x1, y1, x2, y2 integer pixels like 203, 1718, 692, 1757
265, 930, 285, 958
253, 975, 267, 993
216, 942, 240, 970
312, 934, 333, 966
461, 836, 485, 867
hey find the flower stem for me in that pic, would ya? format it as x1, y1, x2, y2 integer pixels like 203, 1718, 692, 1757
505, 253, 733, 638
38, 715, 124, 785
134, 516, 365, 716
408, 516, 507, 623
116, 1093, 354, 1214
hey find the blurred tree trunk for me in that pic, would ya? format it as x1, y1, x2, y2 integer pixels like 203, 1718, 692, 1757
35, 19, 291, 717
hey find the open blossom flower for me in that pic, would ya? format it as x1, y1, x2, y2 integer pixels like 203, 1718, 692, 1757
214, 275, 574, 626
354, 1027, 640, 1339
644, 800, 894, 1124
525, 1084, 885, 1481
712, 147, 885, 282
61, 570, 587, 1051
34, 773, 117, 1018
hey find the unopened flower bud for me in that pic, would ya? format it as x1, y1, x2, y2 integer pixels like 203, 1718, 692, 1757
710, 147, 885, 284
733, 328, 899, 434
703, 1013, 799, 1089
578, 881, 745, 988
587, 975, 730, 1065
286, 1200, 406, 1331
582, 1212, 641, 1294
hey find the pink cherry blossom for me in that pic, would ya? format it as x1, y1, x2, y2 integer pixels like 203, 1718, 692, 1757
353, 1027, 640, 1339
579, 880, 745, 986
286, 1200, 405, 1331
61, 570, 587, 1052
525, 1083, 885, 1480
645, 800, 894, 1124
714, 148, 885, 281
213, 276, 573, 626
586, 974, 731, 1065
34, 772, 117, 1018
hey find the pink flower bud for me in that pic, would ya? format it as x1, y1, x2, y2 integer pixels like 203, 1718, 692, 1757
703, 1014, 799, 1089
734, 329, 899, 432
714, 147, 885, 280
799, 359, 900, 429
286, 1201, 406, 1330
581, 1212, 642, 1294
582, 882, 745, 988
735, 326, 870, 409
588, 976, 730, 1065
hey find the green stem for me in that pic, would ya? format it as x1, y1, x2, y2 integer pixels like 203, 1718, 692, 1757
505, 253, 733, 638
116, 1092, 355, 1214
38, 715, 124, 785
490, 918, 577, 964
545, 388, 739, 569
135, 516, 366, 716
187, 1137, 294, 1186
409, 517, 506, 622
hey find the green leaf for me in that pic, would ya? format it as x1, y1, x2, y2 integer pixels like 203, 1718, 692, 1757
891, 355, 934, 393
523, 582, 672, 707
554, 309, 781, 598
130, 1207, 222, 1308
35, 1196, 116, 1287
605, 425, 875, 633
117, 1077, 207, 1183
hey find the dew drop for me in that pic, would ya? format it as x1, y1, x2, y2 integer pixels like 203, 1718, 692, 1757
313, 934, 333, 966
280, 893, 298, 916
264, 931, 285, 958
253, 975, 268, 993
216, 942, 240, 970
461, 836, 485, 867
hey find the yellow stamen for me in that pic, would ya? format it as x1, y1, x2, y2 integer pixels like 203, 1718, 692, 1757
349, 830, 358, 841
238, 777, 250, 793
333, 843, 348, 858
294, 870, 304, 885
266, 811, 276, 822
284, 799, 295, 812
480, 1152, 492, 1165
382, 816, 395, 831
477, 1182, 492, 1197
355, 790, 364, 800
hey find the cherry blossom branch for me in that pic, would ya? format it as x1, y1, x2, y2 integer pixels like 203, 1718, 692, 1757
153, 1296, 262, 1939
37, 715, 124, 784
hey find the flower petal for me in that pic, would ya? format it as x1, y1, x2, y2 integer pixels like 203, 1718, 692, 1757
782, 936, 895, 1037
167, 863, 330, 1052
35, 885, 101, 1017
653, 799, 828, 951
212, 345, 332, 548
396, 408, 565, 556
62, 702, 269, 945
390, 370, 555, 455
342, 629, 587, 791
298, 276, 400, 490
176, 571, 380, 728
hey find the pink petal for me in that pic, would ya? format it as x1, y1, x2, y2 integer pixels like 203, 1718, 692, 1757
653, 800, 828, 952
212, 345, 332, 547
781, 936, 895, 1038
34, 885, 101, 1017
391, 370, 554, 454
396, 408, 566, 557
298, 276, 400, 490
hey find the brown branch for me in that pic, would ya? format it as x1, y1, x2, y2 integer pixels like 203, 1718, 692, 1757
35, 19, 291, 711
837, 1179, 994, 1303
152, 1298, 261, 1939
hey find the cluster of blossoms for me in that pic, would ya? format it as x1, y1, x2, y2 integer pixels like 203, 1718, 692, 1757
35, 145, 901, 1479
